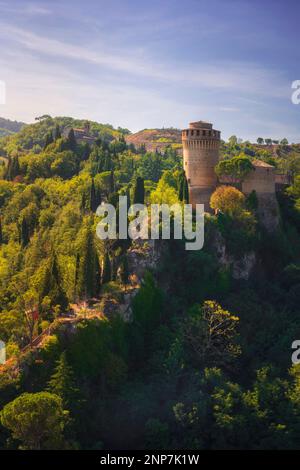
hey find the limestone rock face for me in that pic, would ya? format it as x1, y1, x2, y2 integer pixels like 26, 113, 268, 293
212, 230, 256, 280
101, 288, 139, 322
256, 194, 280, 233
103, 240, 163, 322
231, 252, 257, 280
126, 239, 162, 285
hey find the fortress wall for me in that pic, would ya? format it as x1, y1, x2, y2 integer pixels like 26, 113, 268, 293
189, 187, 216, 209
242, 167, 275, 194
241, 166, 279, 232
181, 120, 280, 231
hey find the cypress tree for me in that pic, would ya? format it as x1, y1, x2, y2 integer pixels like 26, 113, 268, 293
90, 178, 97, 212
108, 192, 119, 208
140, 143, 146, 154
77, 226, 100, 299
54, 124, 61, 140
5, 156, 12, 181
42, 254, 68, 311
11, 156, 20, 179
95, 187, 102, 209
21, 217, 30, 247
179, 172, 189, 203
183, 173, 189, 203
119, 134, 126, 144
133, 176, 145, 204
98, 151, 105, 173
0, 217, 3, 245
119, 255, 129, 286
80, 191, 87, 214
82, 143, 90, 160
74, 252, 80, 301
44, 132, 53, 150
103, 153, 112, 171
52, 255, 68, 309
94, 252, 101, 297
47, 352, 80, 408
67, 128, 76, 151
109, 170, 115, 194
178, 175, 184, 201
126, 187, 131, 210
102, 251, 111, 284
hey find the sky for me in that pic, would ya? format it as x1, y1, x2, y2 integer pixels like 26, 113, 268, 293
0, 0, 299, 141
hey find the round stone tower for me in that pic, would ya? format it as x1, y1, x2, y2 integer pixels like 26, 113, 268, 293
182, 121, 221, 211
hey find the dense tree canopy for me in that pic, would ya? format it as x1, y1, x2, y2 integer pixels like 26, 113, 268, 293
0, 118, 299, 450
0, 392, 68, 449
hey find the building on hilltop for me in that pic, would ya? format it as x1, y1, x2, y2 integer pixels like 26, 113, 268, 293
63, 121, 96, 145
241, 159, 275, 195
219, 160, 276, 194
182, 120, 291, 231
219, 159, 280, 231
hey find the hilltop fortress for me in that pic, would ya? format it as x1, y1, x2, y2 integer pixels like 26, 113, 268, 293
182, 121, 221, 211
182, 120, 289, 231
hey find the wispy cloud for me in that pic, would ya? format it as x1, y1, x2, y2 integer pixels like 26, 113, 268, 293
219, 107, 239, 112
0, 50, 202, 130
0, 1, 51, 16
0, 23, 289, 100
0, 0, 297, 141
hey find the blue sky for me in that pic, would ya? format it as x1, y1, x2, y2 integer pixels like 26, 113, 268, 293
0, 0, 299, 141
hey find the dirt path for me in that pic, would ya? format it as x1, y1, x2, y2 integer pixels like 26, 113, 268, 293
0, 307, 104, 373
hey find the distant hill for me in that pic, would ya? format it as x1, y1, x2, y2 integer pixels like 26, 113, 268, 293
0, 116, 124, 156
126, 128, 182, 153
0, 117, 25, 137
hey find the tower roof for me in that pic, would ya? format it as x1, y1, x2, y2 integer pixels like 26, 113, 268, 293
252, 159, 274, 168
189, 121, 213, 129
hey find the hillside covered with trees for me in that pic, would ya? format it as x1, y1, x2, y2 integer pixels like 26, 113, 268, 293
0, 117, 25, 138
0, 116, 300, 450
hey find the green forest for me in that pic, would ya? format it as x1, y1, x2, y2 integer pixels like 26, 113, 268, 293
0, 116, 300, 450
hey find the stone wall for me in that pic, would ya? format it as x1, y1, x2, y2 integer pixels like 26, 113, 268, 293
242, 165, 275, 194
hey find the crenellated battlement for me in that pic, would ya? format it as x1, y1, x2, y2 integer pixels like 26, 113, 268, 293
182, 121, 220, 141
182, 129, 221, 139
182, 139, 220, 149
